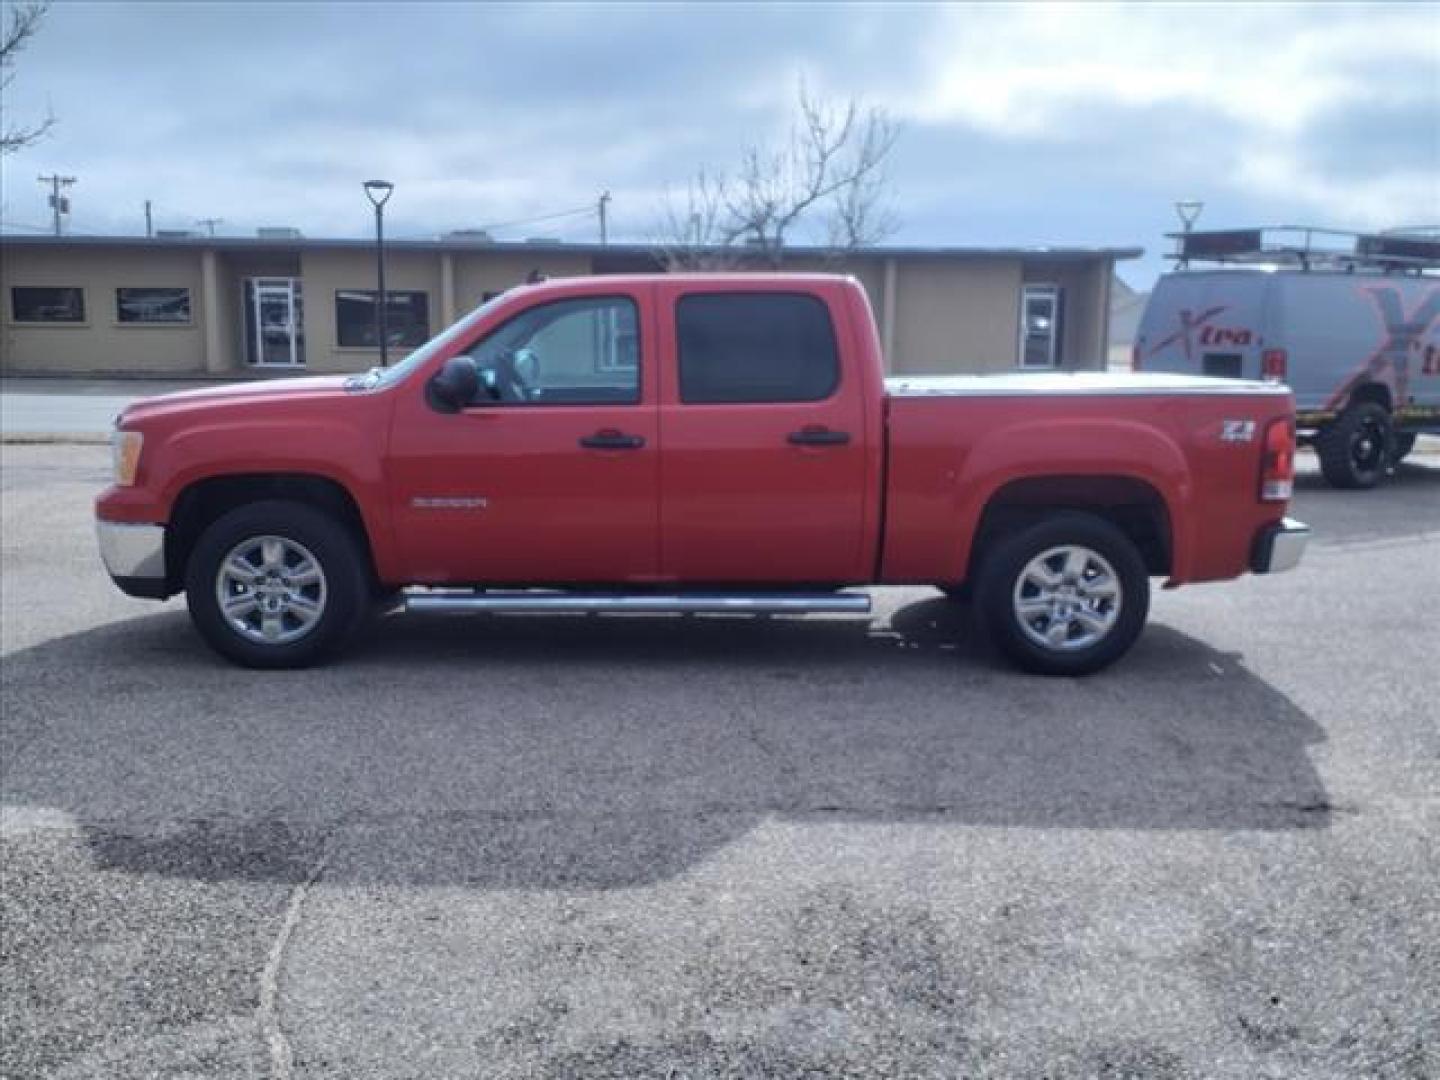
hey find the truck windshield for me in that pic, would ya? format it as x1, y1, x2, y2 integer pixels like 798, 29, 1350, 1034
346, 292, 511, 391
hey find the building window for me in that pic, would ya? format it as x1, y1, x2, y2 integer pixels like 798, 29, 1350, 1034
676, 292, 840, 404
1019, 284, 1064, 368
335, 290, 430, 348
10, 286, 85, 323
116, 287, 191, 324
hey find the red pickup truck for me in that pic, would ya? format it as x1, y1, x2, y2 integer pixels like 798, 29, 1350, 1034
96, 273, 1308, 676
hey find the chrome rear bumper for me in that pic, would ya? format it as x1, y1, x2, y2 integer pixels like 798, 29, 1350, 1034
1252, 517, 1310, 574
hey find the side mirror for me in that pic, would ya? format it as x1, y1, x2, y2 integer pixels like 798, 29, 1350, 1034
426, 356, 480, 413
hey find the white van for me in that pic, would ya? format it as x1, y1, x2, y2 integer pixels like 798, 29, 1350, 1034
1136, 228, 1439, 488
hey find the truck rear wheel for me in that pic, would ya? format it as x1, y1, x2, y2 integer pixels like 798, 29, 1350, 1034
1316, 401, 1391, 489
975, 513, 1149, 677
184, 500, 368, 668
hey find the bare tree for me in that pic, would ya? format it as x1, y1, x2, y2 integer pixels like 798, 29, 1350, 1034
654, 168, 743, 270
1, 2, 54, 156
655, 82, 900, 269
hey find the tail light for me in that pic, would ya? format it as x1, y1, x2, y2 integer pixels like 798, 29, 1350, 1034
1260, 417, 1295, 502
1261, 348, 1288, 381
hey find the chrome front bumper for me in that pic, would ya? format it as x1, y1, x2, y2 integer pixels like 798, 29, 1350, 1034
1252, 517, 1310, 574
97, 520, 167, 594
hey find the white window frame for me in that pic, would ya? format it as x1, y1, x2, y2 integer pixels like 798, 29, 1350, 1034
1018, 283, 1063, 369
244, 277, 305, 367
594, 305, 637, 372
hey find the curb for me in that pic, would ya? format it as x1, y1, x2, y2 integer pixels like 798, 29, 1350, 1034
2, 433, 110, 445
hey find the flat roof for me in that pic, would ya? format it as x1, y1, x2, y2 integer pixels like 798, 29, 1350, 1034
0, 233, 1143, 261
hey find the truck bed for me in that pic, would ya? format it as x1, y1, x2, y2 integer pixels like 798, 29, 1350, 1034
886, 372, 1287, 397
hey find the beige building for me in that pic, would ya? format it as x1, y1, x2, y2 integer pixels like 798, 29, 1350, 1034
0, 234, 1139, 378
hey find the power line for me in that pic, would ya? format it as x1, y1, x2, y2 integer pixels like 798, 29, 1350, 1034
472, 204, 597, 234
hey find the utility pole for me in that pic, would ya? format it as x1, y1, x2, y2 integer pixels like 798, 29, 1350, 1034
38, 175, 77, 235
144, 200, 153, 237
598, 190, 611, 246
196, 218, 223, 237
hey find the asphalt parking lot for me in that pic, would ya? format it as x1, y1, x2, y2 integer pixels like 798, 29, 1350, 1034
2, 443, 1437, 1079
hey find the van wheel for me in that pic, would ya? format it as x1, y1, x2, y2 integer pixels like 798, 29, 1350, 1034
1316, 401, 1391, 489
184, 500, 368, 668
975, 513, 1149, 677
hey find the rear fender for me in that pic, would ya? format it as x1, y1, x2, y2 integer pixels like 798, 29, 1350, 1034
951, 418, 1192, 584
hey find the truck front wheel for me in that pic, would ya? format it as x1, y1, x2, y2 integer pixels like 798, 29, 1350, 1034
184, 500, 368, 668
1316, 401, 1391, 489
975, 513, 1150, 677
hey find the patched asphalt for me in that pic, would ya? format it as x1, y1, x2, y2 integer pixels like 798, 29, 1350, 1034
2, 444, 1437, 1078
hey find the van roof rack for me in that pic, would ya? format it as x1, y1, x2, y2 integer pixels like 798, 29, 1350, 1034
1167, 226, 1440, 273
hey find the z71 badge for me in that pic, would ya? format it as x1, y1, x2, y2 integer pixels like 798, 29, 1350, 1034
1221, 419, 1256, 443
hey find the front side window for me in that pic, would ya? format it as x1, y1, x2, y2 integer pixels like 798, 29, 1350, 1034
117, 287, 191, 324
11, 286, 85, 323
676, 292, 839, 403
335, 289, 430, 348
462, 296, 640, 406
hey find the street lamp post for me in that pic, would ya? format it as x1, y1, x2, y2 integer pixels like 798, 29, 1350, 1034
363, 180, 395, 365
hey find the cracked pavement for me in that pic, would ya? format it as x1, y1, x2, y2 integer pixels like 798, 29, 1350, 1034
2, 444, 1438, 1078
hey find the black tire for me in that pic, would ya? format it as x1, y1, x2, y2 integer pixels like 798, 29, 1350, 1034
975, 512, 1150, 677
184, 499, 369, 668
1316, 401, 1392, 489
1390, 432, 1417, 465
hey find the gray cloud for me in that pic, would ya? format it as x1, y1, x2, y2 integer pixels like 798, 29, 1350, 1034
2, 1, 1435, 286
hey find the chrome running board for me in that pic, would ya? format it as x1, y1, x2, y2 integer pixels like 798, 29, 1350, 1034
403, 590, 871, 615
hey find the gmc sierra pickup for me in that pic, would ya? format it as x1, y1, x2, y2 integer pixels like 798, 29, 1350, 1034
96, 273, 1309, 676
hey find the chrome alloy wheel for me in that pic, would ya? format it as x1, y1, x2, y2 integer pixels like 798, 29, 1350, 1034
214, 535, 328, 645
1012, 545, 1122, 652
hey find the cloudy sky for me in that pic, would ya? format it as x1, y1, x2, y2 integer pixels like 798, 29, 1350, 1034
2, 1, 1437, 285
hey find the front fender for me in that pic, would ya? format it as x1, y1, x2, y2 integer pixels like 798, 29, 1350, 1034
143, 417, 399, 582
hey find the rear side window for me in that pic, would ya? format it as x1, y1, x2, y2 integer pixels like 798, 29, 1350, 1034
676, 292, 839, 403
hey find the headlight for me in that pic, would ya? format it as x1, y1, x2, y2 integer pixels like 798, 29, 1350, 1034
112, 429, 144, 486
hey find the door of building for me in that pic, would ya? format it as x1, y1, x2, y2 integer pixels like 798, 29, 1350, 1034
1019, 284, 1063, 368
245, 278, 305, 367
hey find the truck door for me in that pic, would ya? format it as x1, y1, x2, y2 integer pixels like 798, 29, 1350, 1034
386, 288, 661, 583
655, 284, 869, 583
